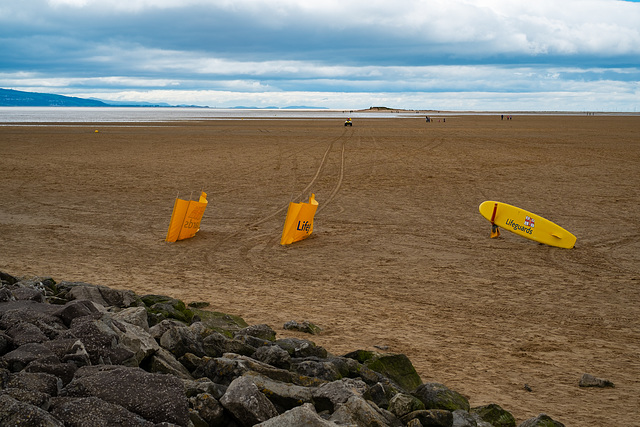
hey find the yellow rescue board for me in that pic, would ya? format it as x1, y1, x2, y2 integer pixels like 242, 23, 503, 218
479, 201, 576, 248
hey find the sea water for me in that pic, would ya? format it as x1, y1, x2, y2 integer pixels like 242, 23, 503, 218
0, 107, 421, 123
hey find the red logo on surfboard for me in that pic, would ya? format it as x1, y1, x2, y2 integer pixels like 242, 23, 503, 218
524, 216, 535, 228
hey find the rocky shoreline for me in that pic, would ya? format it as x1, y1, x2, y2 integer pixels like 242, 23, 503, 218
0, 271, 566, 427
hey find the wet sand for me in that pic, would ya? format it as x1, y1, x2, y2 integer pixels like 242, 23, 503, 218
1, 115, 638, 426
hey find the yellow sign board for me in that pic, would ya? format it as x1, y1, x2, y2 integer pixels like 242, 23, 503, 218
280, 194, 319, 245
166, 192, 208, 242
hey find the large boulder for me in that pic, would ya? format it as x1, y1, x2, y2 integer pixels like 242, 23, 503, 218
68, 314, 135, 365
412, 382, 470, 412
0, 394, 63, 426
578, 373, 614, 388
243, 371, 314, 411
330, 394, 402, 426
54, 299, 101, 327
49, 396, 155, 426
60, 365, 189, 426
189, 392, 225, 426
471, 403, 516, 427
291, 359, 342, 382
344, 350, 422, 392
235, 323, 277, 341
159, 324, 206, 358
401, 409, 454, 426
56, 282, 141, 308
2, 343, 58, 372
253, 343, 292, 369
219, 375, 279, 426
144, 347, 194, 379
311, 377, 368, 412
256, 403, 337, 427
276, 337, 328, 358
203, 331, 256, 357
518, 413, 565, 427
388, 392, 426, 418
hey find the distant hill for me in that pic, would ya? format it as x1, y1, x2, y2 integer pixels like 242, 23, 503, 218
0, 88, 109, 107
0, 88, 328, 109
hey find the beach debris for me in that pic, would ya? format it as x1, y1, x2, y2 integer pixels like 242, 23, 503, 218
579, 373, 615, 388
524, 383, 533, 392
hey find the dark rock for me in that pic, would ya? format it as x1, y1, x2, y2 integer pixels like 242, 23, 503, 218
195, 353, 321, 388
518, 413, 565, 427
0, 271, 19, 286
388, 392, 426, 418
57, 281, 141, 308
189, 392, 225, 425
7, 371, 61, 397
189, 307, 248, 335
59, 339, 92, 367
235, 323, 277, 341
54, 299, 101, 327
12, 286, 45, 302
219, 375, 279, 426
14, 277, 57, 298
159, 324, 206, 358
413, 382, 470, 412
68, 314, 135, 365
188, 301, 210, 309
0, 299, 59, 316
0, 288, 14, 302
0, 305, 67, 336
149, 318, 184, 341
142, 294, 194, 324
345, 349, 422, 392
203, 331, 256, 357
6, 321, 49, 345
61, 365, 189, 425
0, 332, 12, 356
292, 359, 342, 382
2, 342, 57, 372
0, 387, 51, 409
143, 347, 193, 379
244, 371, 314, 410
283, 320, 323, 335
578, 373, 614, 388
275, 337, 328, 358
25, 356, 78, 385
183, 377, 227, 400
471, 403, 516, 427
453, 409, 479, 427
112, 306, 150, 331
255, 402, 337, 427
234, 333, 273, 349
401, 409, 454, 426
312, 377, 368, 412
0, 394, 63, 426
253, 343, 291, 369
364, 381, 395, 410
329, 394, 402, 426
50, 396, 155, 426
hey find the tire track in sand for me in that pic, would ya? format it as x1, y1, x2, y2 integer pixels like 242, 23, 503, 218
248, 127, 350, 227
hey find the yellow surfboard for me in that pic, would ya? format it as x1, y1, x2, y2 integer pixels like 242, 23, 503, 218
479, 201, 576, 248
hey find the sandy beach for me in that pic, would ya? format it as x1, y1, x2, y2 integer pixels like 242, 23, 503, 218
1, 114, 638, 426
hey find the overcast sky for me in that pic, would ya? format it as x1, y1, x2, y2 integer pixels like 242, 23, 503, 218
1, 0, 639, 110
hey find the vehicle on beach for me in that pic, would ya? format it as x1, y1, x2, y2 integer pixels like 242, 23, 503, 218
344, 118, 352, 126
